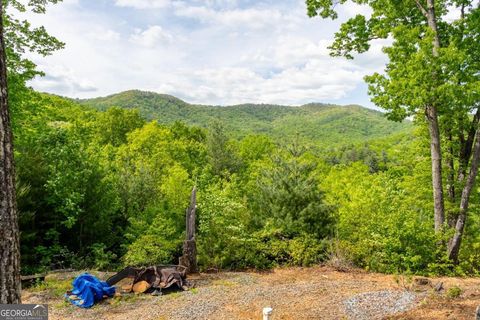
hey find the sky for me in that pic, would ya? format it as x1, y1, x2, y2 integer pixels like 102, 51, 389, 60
19, 0, 391, 107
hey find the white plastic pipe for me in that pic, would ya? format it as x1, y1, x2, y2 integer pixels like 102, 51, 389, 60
263, 307, 273, 320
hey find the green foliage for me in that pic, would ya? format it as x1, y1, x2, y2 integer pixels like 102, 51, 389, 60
206, 120, 239, 177
446, 286, 463, 298
89, 243, 117, 271
9, 0, 480, 279
12, 91, 480, 276
4, 0, 64, 86
94, 107, 145, 146
253, 227, 329, 267
323, 158, 439, 274
256, 142, 334, 238
307, 0, 480, 268
197, 185, 253, 269
123, 223, 182, 267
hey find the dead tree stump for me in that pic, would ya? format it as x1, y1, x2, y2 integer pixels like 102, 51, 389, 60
180, 187, 197, 274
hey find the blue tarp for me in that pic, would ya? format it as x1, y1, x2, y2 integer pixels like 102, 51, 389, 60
65, 273, 116, 308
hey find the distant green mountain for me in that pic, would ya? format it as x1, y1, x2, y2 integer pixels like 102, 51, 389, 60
78, 90, 411, 144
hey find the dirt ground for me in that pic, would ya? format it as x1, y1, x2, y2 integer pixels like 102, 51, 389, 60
22, 266, 480, 320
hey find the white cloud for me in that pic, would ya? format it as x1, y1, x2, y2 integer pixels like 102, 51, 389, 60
154, 54, 365, 105
88, 29, 121, 42
443, 6, 463, 22
173, 3, 293, 30
340, 3, 373, 18
114, 0, 171, 9
23, 0, 388, 108
29, 64, 97, 95
243, 36, 332, 69
130, 26, 172, 47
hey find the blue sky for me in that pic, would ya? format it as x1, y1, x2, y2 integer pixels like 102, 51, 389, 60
20, 0, 391, 107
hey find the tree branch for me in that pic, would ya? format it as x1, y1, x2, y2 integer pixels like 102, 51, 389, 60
458, 107, 480, 182
415, 0, 428, 18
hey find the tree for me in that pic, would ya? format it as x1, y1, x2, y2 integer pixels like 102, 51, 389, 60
307, 0, 480, 262
0, 0, 20, 304
206, 120, 238, 177
0, 0, 63, 302
256, 142, 334, 239
95, 107, 145, 147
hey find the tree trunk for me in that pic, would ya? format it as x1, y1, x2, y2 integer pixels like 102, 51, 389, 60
457, 108, 480, 182
423, 0, 446, 233
0, 1, 21, 304
448, 127, 480, 261
445, 130, 457, 228
426, 0, 440, 56
179, 187, 197, 274
426, 105, 445, 232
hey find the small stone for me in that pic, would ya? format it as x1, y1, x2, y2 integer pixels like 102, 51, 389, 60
414, 278, 431, 286
434, 282, 444, 292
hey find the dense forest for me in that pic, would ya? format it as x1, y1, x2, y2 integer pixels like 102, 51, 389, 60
78, 90, 411, 144
12, 90, 480, 276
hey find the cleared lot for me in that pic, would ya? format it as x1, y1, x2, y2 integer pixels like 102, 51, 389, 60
23, 266, 480, 320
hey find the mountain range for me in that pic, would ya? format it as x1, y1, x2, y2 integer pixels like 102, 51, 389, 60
77, 90, 411, 145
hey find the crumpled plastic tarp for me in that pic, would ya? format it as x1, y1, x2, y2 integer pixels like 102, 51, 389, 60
65, 273, 116, 308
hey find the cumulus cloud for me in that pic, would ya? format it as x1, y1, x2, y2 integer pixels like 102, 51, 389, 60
24, 0, 388, 107
29, 65, 97, 95
88, 29, 121, 42
130, 25, 172, 47
340, 3, 373, 18
154, 60, 363, 105
172, 3, 298, 30
114, 0, 171, 9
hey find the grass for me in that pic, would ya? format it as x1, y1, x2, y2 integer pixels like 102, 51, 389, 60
211, 279, 238, 287
446, 286, 463, 299
30, 277, 73, 298
190, 288, 198, 294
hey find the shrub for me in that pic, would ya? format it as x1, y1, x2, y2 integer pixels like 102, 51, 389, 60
447, 286, 463, 298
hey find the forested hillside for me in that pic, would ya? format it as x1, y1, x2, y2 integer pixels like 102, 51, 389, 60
12, 90, 480, 277
78, 90, 411, 144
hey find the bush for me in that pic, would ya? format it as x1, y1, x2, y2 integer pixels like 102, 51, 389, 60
252, 227, 329, 267
123, 234, 182, 266
447, 286, 463, 298
123, 214, 182, 266
323, 163, 439, 274
89, 243, 117, 270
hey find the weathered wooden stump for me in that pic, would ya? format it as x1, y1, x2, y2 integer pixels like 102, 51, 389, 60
179, 187, 197, 274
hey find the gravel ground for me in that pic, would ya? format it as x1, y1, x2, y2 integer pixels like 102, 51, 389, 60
344, 290, 417, 320
22, 266, 480, 320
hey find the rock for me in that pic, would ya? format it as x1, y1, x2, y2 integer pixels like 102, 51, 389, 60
414, 278, 431, 286
434, 282, 444, 292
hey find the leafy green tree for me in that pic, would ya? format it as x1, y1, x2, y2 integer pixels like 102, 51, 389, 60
197, 184, 253, 269
256, 142, 334, 238
94, 107, 145, 147
206, 120, 239, 177
0, 0, 63, 302
307, 0, 480, 262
